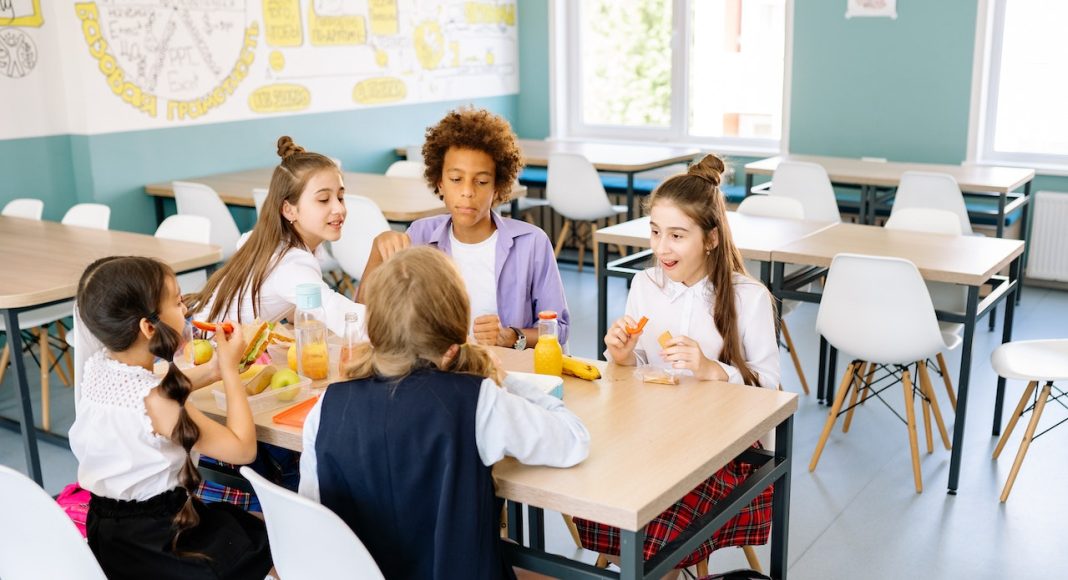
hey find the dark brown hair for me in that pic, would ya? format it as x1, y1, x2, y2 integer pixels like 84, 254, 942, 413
421, 107, 523, 206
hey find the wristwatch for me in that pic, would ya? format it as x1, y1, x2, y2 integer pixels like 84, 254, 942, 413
509, 327, 526, 350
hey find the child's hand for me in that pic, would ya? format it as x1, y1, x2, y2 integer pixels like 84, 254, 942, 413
604, 316, 641, 364
373, 231, 411, 262
213, 321, 246, 371
660, 335, 726, 381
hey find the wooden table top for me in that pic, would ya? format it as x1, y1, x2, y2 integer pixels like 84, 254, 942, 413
593, 213, 837, 262
397, 140, 703, 174
772, 222, 1024, 286
189, 347, 797, 531
145, 168, 527, 223
0, 216, 222, 309
744, 154, 1035, 193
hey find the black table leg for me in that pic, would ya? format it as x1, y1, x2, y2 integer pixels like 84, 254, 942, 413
4, 308, 43, 485
817, 336, 828, 404
626, 174, 635, 221
597, 241, 609, 361
948, 286, 980, 494
1017, 181, 1032, 306
154, 196, 165, 225
992, 257, 1021, 437
770, 416, 793, 580
619, 528, 645, 580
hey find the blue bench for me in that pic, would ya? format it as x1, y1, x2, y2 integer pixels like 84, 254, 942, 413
829, 190, 1024, 226
519, 167, 748, 204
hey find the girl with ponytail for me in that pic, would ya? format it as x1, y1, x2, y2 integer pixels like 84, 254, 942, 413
69, 256, 273, 579
580, 154, 780, 575
298, 246, 589, 579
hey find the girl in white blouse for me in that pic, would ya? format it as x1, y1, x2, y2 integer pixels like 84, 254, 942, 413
580, 154, 781, 576
69, 256, 272, 579
187, 136, 364, 337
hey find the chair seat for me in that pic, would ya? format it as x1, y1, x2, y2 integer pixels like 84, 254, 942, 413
498, 198, 551, 214
0, 301, 74, 332
991, 339, 1068, 381
941, 329, 963, 351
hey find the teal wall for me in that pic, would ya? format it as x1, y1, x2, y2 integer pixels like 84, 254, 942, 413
0, 136, 78, 223
516, 0, 550, 140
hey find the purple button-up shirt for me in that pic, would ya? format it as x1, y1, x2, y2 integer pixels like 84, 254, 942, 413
407, 212, 571, 346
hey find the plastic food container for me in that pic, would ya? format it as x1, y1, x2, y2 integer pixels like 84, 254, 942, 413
507, 371, 564, 399
213, 375, 312, 414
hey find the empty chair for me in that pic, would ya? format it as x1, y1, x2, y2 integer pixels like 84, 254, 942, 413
737, 195, 810, 394
546, 153, 628, 272
892, 171, 973, 235
768, 161, 841, 224
61, 203, 110, 230
155, 215, 212, 293
330, 195, 391, 297
810, 253, 953, 493
385, 160, 424, 178
2, 198, 44, 220
252, 188, 268, 217
990, 339, 1068, 501
240, 466, 384, 580
0, 465, 107, 579
497, 195, 550, 223
173, 181, 241, 261
404, 144, 424, 165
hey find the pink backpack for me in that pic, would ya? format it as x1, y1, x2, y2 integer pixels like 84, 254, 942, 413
55, 483, 91, 538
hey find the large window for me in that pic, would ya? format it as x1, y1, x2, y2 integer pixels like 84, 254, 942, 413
559, 0, 789, 152
972, 0, 1068, 170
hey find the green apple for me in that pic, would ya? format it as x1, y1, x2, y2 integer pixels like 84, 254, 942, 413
270, 368, 301, 401
185, 339, 214, 365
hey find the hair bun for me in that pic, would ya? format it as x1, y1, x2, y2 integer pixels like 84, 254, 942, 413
687, 154, 726, 187
276, 136, 305, 160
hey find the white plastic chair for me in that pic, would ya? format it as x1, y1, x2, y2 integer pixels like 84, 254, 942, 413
893, 171, 973, 235
404, 144, 424, 165
0, 465, 107, 579
2, 198, 44, 220
252, 188, 268, 217
330, 196, 390, 297
737, 195, 810, 395
546, 153, 628, 272
990, 339, 1068, 502
61, 203, 110, 230
173, 181, 241, 261
769, 161, 841, 224
239, 466, 384, 580
810, 253, 953, 493
155, 215, 212, 293
328, 156, 343, 170
385, 160, 424, 178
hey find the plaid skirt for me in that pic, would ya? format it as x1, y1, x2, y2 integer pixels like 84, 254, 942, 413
575, 448, 773, 569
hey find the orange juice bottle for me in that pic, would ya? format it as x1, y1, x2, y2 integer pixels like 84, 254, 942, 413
533, 310, 563, 377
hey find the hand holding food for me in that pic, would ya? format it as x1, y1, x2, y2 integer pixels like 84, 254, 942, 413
184, 339, 214, 365
192, 320, 234, 335
213, 320, 246, 370
660, 334, 725, 381
605, 315, 642, 363
625, 316, 649, 335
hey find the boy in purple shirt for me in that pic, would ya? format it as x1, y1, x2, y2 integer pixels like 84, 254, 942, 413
361, 107, 570, 348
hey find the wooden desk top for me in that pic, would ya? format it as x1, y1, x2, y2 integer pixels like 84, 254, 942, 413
772, 223, 1024, 286
189, 347, 797, 531
397, 140, 702, 173
0, 216, 222, 309
593, 213, 836, 262
745, 154, 1035, 193
145, 168, 527, 223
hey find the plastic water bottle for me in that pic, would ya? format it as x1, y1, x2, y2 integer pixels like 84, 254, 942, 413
339, 311, 361, 376
294, 283, 328, 379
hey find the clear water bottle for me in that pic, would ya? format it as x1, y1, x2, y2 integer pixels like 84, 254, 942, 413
339, 310, 361, 376
294, 283, 328, 379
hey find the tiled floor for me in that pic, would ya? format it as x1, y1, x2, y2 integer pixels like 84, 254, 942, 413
3, 266, 1067, 579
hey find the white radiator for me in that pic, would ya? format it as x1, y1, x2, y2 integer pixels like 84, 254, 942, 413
1027, 191, 1068, 282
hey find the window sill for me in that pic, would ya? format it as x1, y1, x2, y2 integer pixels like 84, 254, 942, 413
967, 157, 1068, 178
548, 135, 781, 160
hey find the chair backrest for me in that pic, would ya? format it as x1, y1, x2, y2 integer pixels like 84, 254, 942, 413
331, 195, 391, 281
173, 181, 241, 261
328, 156, 343, 170
405, 144, 424, 165
0, 466, 107, 579
61, 203, 110, 230
154, 214, 212, 244
736, 195, 805, 220
385, 160, 424, 178
2, 198, 44, 220
769, 161, 841, 223
239, 466, 384, 580
546, 152, 615, 221
252, 188, 269, 217
892, 171, 972, 235
816, 253, 945, 365
884, 207, 967, 314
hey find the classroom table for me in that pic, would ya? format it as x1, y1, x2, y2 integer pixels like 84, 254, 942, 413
145, 168, 527, 224
770, 222, 1024, 494
398, 139, 703, 220
0, 216, 221, 485
592, 213, 836, 358
189, 347, 798, 579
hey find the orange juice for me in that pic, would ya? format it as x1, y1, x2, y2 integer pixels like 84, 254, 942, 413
534, 334, 563, 376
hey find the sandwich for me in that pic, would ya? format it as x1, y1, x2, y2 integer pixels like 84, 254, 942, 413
238, 320, 273, 372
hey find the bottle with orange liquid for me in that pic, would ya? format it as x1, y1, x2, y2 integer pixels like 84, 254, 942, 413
338, 311, 361, 376
294, 284, 328, 380
533, 310, 563, 377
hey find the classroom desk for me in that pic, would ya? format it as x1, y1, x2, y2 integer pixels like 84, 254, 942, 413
145, 168, 527, 224
189, 347, 798, 580
399, 139, 703, 220
770, 222, 1024, 494
0, 216, 221, 485
592, 213, 836, 358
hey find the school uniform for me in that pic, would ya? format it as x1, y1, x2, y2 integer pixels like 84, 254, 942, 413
577, 268, 780, 568
299, 367, 590, 579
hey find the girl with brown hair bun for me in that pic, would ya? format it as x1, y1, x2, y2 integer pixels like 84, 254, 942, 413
583, 154, 781, 575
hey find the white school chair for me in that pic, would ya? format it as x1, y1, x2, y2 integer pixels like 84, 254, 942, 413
240, 467, 384, 580
2, 198, 44, 220
173, 181, 241, 261
0, 465, 107, 579
892, 171, 973, 235
385, 160, 424, 178
768, 161, 841, 224
546, 153, 628, 272
404, 144, 424, 165
330, 195, 390, 298
252, 188, 268, 217
155, 215, 212, 294
61, 203, 110, 230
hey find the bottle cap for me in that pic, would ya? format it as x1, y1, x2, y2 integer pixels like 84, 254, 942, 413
538, 310, 558, 320
295, 283, 322, 310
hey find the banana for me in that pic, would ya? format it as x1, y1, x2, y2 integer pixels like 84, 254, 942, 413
561, 356, 601, 381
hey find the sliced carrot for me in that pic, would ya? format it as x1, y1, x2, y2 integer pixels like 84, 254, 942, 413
625, 316, 649, 335
192, 320, 234, 334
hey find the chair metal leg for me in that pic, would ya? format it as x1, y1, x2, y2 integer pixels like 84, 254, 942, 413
902, 368, 922, 493
993, 380, 1038, 460
780, 321, 809, 395
936, 352, 957, 411
1000, 382, 1052, 502
918, 361, 951, 450
810, 362, 857, 471
842, 361, 865, 433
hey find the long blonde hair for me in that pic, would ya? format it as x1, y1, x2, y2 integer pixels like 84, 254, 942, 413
187, 136, 339, 321
646, 154, 770, 386
344, 246, 500, 381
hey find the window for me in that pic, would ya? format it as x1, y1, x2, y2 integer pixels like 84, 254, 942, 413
972, 0, 1068, 170
559, 0, 789, 152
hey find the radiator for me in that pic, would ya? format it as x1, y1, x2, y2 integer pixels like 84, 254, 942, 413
1027, 191, 1068, 282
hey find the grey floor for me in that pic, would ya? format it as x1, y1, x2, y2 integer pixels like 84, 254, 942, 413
3, 265, 1067, 579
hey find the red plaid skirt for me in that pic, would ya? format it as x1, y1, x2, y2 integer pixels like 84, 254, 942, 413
575, 450, 773, 569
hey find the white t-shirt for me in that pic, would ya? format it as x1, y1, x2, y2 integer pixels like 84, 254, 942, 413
449, 228, 499, 327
